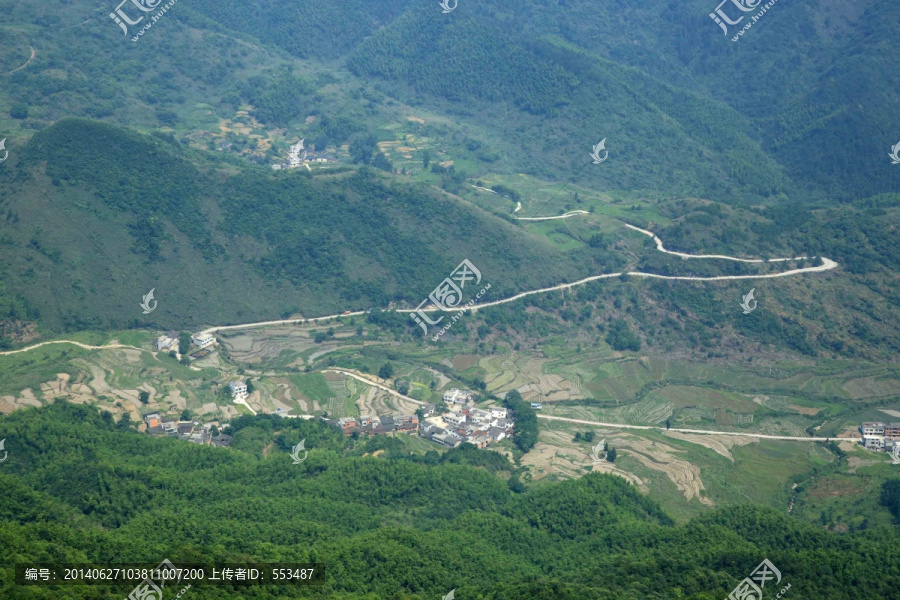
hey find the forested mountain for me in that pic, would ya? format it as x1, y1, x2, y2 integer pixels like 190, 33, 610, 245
0, 119, 608, 333
1, 403, 898, 599
0, 0, 897, 355
181, 0, 899, 203
1, 2, 899, 596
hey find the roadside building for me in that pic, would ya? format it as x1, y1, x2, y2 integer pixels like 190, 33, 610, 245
861, 422, 885, 436
862, 435, 885, 450
192, 333, 215, 349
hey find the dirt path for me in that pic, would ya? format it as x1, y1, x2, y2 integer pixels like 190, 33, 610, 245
515, 210, 589, 221
8, 46, 35, 74
537, 414, 836, 442
323, 368, 426, 407
0, 340, 144, 356
470, 184, 498, 195
234, 396, 257, 415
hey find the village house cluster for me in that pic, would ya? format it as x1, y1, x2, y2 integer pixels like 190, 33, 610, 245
142, 412, 232, 447
859, 422, 900, 454
335, 414, 419, 436
154, 331, 217, 360
331, 388, 515, 449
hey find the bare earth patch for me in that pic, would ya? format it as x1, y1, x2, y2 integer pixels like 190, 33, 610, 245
847, 455, 881, 474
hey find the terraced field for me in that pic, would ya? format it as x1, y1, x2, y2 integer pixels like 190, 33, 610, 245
481, 354, 585, 402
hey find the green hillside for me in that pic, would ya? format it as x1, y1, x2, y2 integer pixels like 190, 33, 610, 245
0, 118, 612, 336
0, 403, 898, 599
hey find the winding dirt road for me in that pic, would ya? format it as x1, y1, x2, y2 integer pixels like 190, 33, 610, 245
536, 414, 834, 442
8, 46, 36, 74
515, 210, 589, 221
1, 219, 838, 351
0, 339, 143, 356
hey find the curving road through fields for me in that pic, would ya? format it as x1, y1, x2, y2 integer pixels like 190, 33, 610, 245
0, 219, 838, 352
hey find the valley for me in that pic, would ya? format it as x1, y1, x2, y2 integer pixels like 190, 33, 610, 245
0, 0, 898, 597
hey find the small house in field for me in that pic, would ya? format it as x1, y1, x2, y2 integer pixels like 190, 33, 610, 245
229, 381, 248, 400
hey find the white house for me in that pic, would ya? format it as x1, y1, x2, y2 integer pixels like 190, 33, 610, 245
192, 333, 215, 349
861, 422, 885, 436
229, 381, 248, 400
443, 389, 473, 405
444, 411, 467, 426
470, 408, 491, 421
862, 435, 884, 450
490, 407, 508, 420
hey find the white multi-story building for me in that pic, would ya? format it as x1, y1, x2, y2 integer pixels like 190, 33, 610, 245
192, 333, 215, 349
861, 422, 885, 436
490, 407, 508, 420
229, 381, 248, 400
861, 435, 885, 450
443, 389, 473, 405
